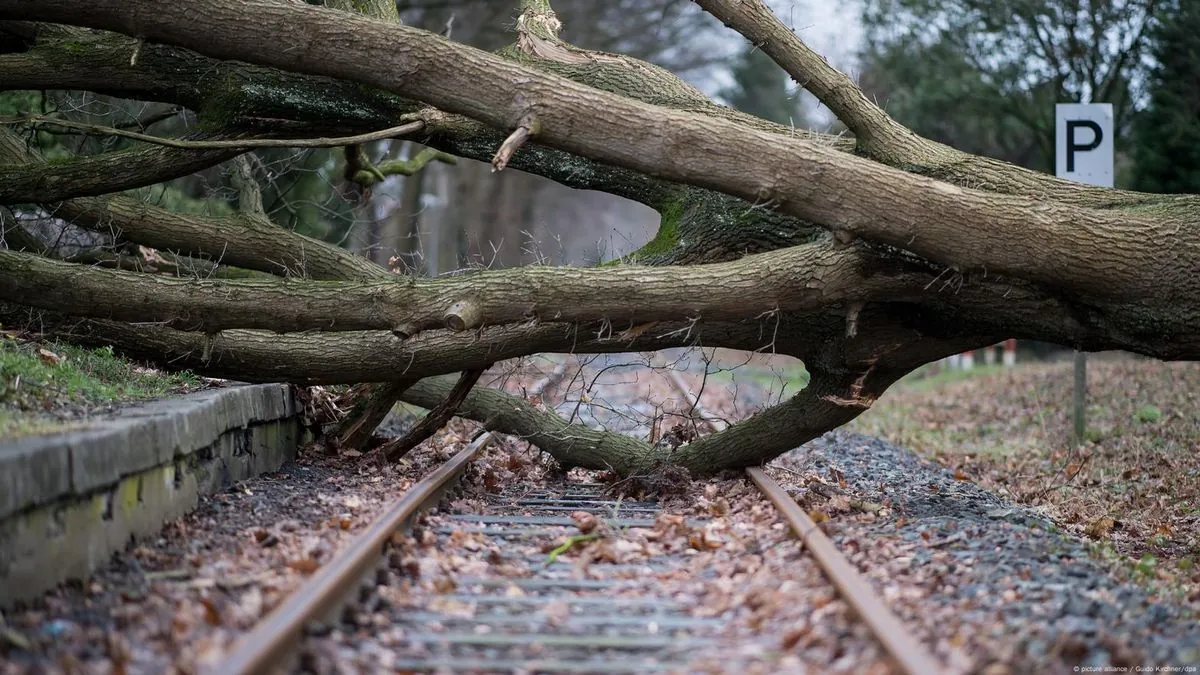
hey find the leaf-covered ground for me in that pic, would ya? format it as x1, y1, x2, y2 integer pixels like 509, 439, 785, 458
6, 352, 1199, 672
0, 328, 202, 439
848, 355, 1200, 603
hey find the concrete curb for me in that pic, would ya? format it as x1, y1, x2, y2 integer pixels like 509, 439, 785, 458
0, 384, 302, 608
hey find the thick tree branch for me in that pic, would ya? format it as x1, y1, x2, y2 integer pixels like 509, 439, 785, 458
13, 310, 786, 384
0, 28, 417, 133
393, 331, 978, 475
693, 0, 914, 156
229, 156, 265, 216
330, 380, 416, 450
0, 207, 45, 255
62, 248, 268, 279
57, 197, 386, 279
0, 243, 917, 335
0, 25, 680, 215
0, 130, 242, 204
0, 127, 389, 281
691, 0, 1158, 207
399, 374, 663, 474
19, 288, 1198, 386
380, 368, 486, 461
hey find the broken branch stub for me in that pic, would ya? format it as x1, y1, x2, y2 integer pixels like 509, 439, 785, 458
492, 115, 538, 171
444, 298, 484, 332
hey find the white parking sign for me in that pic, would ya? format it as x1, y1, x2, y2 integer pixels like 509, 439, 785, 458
1055, 103, 1113, 187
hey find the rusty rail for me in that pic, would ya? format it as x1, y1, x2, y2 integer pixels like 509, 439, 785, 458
747, 467, 943, 675
654, 356, 941, 674
218, 356, 942, 673
211, 431, 494, 675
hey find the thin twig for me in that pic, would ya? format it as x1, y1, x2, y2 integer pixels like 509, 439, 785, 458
0, 116, 425, 150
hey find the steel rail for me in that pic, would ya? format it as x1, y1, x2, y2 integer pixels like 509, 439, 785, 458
212, 431, 495, 675
651, 358, 941, 674
747, 467, 944, 675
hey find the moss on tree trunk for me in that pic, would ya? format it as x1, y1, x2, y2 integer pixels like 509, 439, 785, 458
2, 0, 1199, 476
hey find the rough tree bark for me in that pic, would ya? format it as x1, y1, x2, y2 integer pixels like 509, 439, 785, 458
8, 0, 1196, 300
1, 0, 1197, 475
0, 242, 919, 335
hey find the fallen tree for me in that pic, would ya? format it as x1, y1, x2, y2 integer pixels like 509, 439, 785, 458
0, 0, 1196, 475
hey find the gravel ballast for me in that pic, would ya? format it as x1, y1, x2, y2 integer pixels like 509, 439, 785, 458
769, 431, 1200, 673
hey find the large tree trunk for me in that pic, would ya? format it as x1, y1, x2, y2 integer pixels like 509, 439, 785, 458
1, 0, 1197, 475
10, 0, 1195, 302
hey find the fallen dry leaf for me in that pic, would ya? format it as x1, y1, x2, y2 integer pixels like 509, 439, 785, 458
1085, 517, 1116, 540
707, 497, 730, 516
588, 539, 621, 563
198, 597, 222, 626
285, 558, 321, 574
570, 511, 598, 534
419, 529, 437, 547
239, 587, 264, 620
780, 622, 810, 650
252, 528, 279, 547
37, 348, 64, 366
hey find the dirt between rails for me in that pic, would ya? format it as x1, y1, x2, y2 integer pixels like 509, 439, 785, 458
1, 354, 1198, 674
300, 469, 896, 674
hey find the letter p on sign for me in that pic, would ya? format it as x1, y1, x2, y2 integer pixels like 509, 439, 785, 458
1055, 103, 1113, 188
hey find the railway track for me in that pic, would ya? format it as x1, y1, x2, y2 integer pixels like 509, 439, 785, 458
212, 356, 942, 674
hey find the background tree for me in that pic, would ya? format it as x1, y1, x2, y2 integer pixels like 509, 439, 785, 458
1130, 0, 1200, 194
721, 44, 806, 127
857, 0, 1158, 173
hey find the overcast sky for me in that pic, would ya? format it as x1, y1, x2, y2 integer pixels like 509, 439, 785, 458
770, 0, 864, 70
694, 0, 863, 126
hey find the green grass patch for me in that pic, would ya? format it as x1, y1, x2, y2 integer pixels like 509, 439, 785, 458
1135, 404, 1163, 424
705, 363, 809, 393
0, 332, 201, 440
897, 362, 1007, 392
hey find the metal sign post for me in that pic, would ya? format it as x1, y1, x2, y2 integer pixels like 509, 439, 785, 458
1055, 103, 1114, 445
